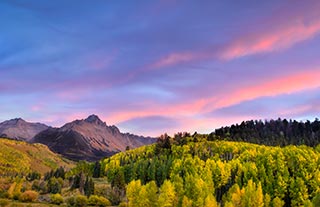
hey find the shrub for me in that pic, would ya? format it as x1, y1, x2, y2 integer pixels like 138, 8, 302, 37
118, 202, 128, 207
19, 190, 38, 202
313, 193, 320, 207
0, 192, 8, 199
12, 192, 21, 201
75, 195, 88, 207
88, 195, 111, 206
66, 196, 76, 206
47, 177, 62, 194
50, 193, 64, 205
66, 195, 88, 207
0, 199, 9, 207
31, 180, 40, 191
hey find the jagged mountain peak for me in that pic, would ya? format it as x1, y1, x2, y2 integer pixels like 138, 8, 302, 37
61, 114, 106, 130
84, 114, 105, 125
3, 118, 26, 124
12, 117, 25, 121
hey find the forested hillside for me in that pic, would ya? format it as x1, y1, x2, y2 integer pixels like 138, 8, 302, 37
102, 137, 320, 207
0, 135, 319, 206
211, 118, 320, 146
0, 138, 74, 176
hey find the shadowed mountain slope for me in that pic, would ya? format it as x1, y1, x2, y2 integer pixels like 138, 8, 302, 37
32, 115, 156, 161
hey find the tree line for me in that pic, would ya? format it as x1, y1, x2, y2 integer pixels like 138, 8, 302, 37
211, 118, 320, 146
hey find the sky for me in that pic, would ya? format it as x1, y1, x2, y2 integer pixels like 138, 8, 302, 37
1, 0, 320, 136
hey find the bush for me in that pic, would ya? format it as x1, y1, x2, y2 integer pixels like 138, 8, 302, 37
118, 202, 128, 207
88, 195, 111, 206
31, 180, 40, 191
75, 195, 88, 207
19, 190, 38, 202
12, 192, 21, 201
50, 193, 64, 205
0, 199, 9, 207
66, 196, 76, 206
47, 177, 62, 194
66, 195, 88, 207
0, 192, 8, 199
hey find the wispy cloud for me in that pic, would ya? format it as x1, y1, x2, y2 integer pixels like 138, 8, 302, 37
212, 69, 320, 110
104, 68, 320, 131
143, 5, 320, 70
220, 20, 320, 60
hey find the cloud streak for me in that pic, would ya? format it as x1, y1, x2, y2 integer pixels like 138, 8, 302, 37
142, 3, 320, 71
220, 21, 320, 60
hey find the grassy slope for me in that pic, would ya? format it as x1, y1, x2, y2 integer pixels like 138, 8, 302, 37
0, 138, 74, 176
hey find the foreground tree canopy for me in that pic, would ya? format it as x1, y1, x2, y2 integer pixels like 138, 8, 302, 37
103, 137, 320, 207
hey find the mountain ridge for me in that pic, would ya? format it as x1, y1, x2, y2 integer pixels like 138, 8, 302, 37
0, 114, 156, 161
31, 114, 156, 161
0, 118, 49, 141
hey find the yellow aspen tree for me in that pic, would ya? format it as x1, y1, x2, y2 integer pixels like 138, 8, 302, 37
181, 196, 193, 207
158, 180, 176, 207
204, 194, 219, 207
126, 180, 142, 207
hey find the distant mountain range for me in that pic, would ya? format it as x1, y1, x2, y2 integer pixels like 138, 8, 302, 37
0, 115, 156, 161
0, 118, 48, 141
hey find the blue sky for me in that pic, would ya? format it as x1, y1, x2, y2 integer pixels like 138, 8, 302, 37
1, 0, 320, 136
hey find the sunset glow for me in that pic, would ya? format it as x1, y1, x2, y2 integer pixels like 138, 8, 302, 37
1, 0, 320, 136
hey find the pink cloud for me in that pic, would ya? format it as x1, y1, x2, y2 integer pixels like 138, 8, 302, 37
32, 67, 320, 136
103, 68, 320, 135
149, 52, 200, 69
220, 20, 320, 60
107, 4, 320, 90
105, 98, 208, 124
213, 69, 320, 110
141, 8, 320, 71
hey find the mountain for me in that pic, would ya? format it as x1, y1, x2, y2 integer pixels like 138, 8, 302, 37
0, 118, 48, 141
0, 138, 74, 176
32, 115, 156, 161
